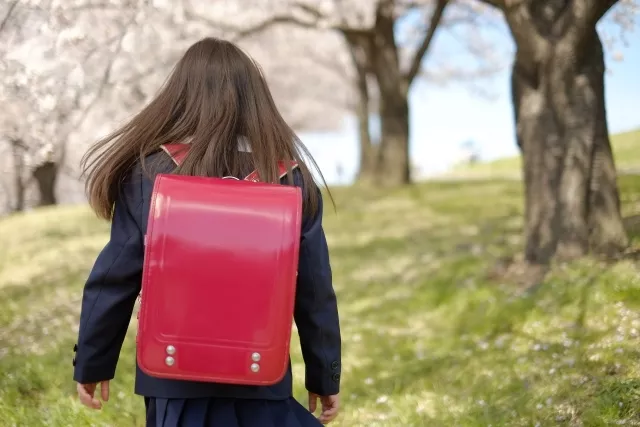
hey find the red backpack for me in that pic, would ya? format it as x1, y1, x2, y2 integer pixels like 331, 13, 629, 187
136, 143, 302, 386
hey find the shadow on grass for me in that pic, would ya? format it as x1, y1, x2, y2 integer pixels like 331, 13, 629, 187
335, 211, 526, 318
341, 244, 640, 423
344, 317, 639, 425
452, 267, 604, 338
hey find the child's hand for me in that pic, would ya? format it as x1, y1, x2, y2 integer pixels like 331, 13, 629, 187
77, 381, 110, 410
308, 392, 340, 424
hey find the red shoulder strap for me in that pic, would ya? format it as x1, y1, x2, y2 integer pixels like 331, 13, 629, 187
243, 161, 299, 182
161, 143, 189, 166
160, 143, 299, 182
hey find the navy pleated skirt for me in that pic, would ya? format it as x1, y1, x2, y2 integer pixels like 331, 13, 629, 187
144, 397, 323, 427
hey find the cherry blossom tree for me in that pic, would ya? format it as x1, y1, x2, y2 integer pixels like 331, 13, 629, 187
0, 0, 500, 214
1, 0, 152, 208
183, 0, 473, 185
1, 0, 352, 213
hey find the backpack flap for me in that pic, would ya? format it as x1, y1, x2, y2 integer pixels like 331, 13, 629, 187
137, 144, 303, 385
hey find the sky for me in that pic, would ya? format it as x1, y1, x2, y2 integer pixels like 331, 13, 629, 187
297, 8, 640, 185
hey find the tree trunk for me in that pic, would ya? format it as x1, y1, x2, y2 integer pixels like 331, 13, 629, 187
343, 0, 445, 186
356, 103, 378, 183
32, 161, 58, 207
344, 33, 378, 184
9, 138, 26, 212
511, 21, 627, 263
370, 2, 411, 186
376, 90, 410, 185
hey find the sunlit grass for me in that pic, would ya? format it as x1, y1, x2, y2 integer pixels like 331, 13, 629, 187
2, 176, 640, 426
450, 128, 640, 178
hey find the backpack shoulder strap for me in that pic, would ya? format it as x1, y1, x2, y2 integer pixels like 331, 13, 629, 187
160, 143, 299, 181
161, 143, 189, 166
244, 161, 299, 182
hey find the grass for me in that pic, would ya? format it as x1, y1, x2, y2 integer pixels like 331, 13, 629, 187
2, 176, 640, 426
450, 128, 640, 178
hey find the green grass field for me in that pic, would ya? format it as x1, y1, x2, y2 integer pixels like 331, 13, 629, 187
450, 128, 640, 178
2, 175, 640, 426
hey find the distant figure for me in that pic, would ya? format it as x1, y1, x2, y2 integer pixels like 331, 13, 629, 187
336, 163, 344, 183
456, 140, 481, 166
73, 37, 341, 427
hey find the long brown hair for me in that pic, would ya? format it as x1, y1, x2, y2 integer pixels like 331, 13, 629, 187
81, 37, 329, 220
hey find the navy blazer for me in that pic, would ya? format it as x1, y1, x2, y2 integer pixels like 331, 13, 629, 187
72, 151, 341, 399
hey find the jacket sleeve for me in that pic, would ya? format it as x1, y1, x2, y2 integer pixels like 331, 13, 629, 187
293, 184, 342, 396
73, 175, 144, 384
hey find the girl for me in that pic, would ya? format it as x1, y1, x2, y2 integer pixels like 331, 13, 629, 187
72, 37, 341, 427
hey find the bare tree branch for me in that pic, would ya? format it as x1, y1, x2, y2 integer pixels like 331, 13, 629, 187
76, 18, 133, 124
291, 2, 324, 19
181, 0, 372, 41
404, 0, 449, 85
579, 0, 620, 22
182, 0, 324, 40
573, 0, 621, 43
233, 15, 319, 39
0, 0, 20, 34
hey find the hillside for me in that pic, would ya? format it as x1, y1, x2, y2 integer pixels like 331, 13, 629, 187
2, 177, 640, 426
449, 128, 640, 178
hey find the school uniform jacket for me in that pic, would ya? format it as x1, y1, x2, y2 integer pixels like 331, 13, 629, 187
72, 151, 342, 399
